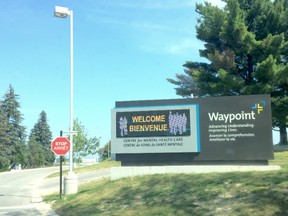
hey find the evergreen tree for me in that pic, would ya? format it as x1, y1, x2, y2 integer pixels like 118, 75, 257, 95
168, 0, 288, 144
0, 107, 11, 170
14, 138, 29, 169
29, 111, 54, 166
0, 85, 27, 168
28, 136, 45, 168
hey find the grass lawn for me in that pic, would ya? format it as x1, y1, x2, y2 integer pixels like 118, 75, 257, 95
44, 152, 288, 216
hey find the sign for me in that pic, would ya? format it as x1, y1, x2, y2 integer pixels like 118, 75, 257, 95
51, 137, 70, 156
116, 109, 191, 137
111, 105, 200, 154
111, 94, 274, 165
197, 94, 273, 161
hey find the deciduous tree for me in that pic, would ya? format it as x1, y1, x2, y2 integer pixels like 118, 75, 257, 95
72, 118, 100, 163
98, 141, 111, 161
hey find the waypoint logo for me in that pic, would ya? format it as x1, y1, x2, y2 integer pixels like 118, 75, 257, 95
252, 100, 266, 114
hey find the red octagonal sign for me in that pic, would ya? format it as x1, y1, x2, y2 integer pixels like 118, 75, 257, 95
51, 137, 71, 156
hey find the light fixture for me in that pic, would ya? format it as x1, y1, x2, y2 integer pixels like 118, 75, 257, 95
54, 6, 71, 18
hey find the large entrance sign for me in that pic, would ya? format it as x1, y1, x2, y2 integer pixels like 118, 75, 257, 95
111, 95, 274, 165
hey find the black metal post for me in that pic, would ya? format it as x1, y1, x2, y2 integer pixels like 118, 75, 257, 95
60, 130, 63, 199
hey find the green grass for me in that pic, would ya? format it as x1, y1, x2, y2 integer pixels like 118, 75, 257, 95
46, 160, 120, 178
44, 152, 288, 216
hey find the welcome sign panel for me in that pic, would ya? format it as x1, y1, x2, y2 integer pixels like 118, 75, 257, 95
116, 109, 191, 137
111, 105, 200, 154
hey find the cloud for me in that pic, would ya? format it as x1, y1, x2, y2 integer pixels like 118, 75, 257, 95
105, 0, 195, 10
137, 36, 204, 56
86, 0, 201, 56
204, 0, 226, 8
168, 38, 203, 55
93, 17, 184, 32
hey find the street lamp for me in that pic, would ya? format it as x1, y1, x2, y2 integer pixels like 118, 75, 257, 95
54, 5, 78, 195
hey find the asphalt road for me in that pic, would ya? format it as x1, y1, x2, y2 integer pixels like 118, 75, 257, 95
0, 167, 60, 216
0, 167, 111, 216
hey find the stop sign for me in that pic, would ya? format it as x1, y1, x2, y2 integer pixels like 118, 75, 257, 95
51, 137, 71, 156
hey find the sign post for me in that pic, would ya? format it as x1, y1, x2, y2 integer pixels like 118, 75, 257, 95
51, 135, 71, 198
60, 155, 62, 199
59, 131, 63, 199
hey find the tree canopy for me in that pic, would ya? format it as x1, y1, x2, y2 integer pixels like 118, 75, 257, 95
72, 118, 100, 163
0, 85, 102, 170
0, 107, 11, 170
0, 85, 28, 169
28, 111, 54, 167
98, 140, 111, 161
168, 0, 288, 144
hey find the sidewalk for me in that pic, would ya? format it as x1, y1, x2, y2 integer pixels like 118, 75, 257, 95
32, 175, 59, 216
34, 169, 111, 215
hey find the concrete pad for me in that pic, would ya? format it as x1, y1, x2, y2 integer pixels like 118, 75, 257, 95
111, 165, 281, 180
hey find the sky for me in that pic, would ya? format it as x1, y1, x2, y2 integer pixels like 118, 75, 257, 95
0, 0, 280, 146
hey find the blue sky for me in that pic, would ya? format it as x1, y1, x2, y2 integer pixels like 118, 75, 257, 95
0, 0, 279, 146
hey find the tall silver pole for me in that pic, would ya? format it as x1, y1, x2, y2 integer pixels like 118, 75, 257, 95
55, 6, 78, 195
69, 10, 74, 174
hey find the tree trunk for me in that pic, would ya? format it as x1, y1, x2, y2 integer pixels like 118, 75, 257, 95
279, 125, 288, 145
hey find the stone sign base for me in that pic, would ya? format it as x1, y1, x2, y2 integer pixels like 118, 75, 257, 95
111, 165, 280, 180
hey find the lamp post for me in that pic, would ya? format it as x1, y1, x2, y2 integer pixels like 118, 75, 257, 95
54, 5, 78, 195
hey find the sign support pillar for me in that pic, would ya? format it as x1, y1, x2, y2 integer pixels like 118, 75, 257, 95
63, 130, 78, 195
